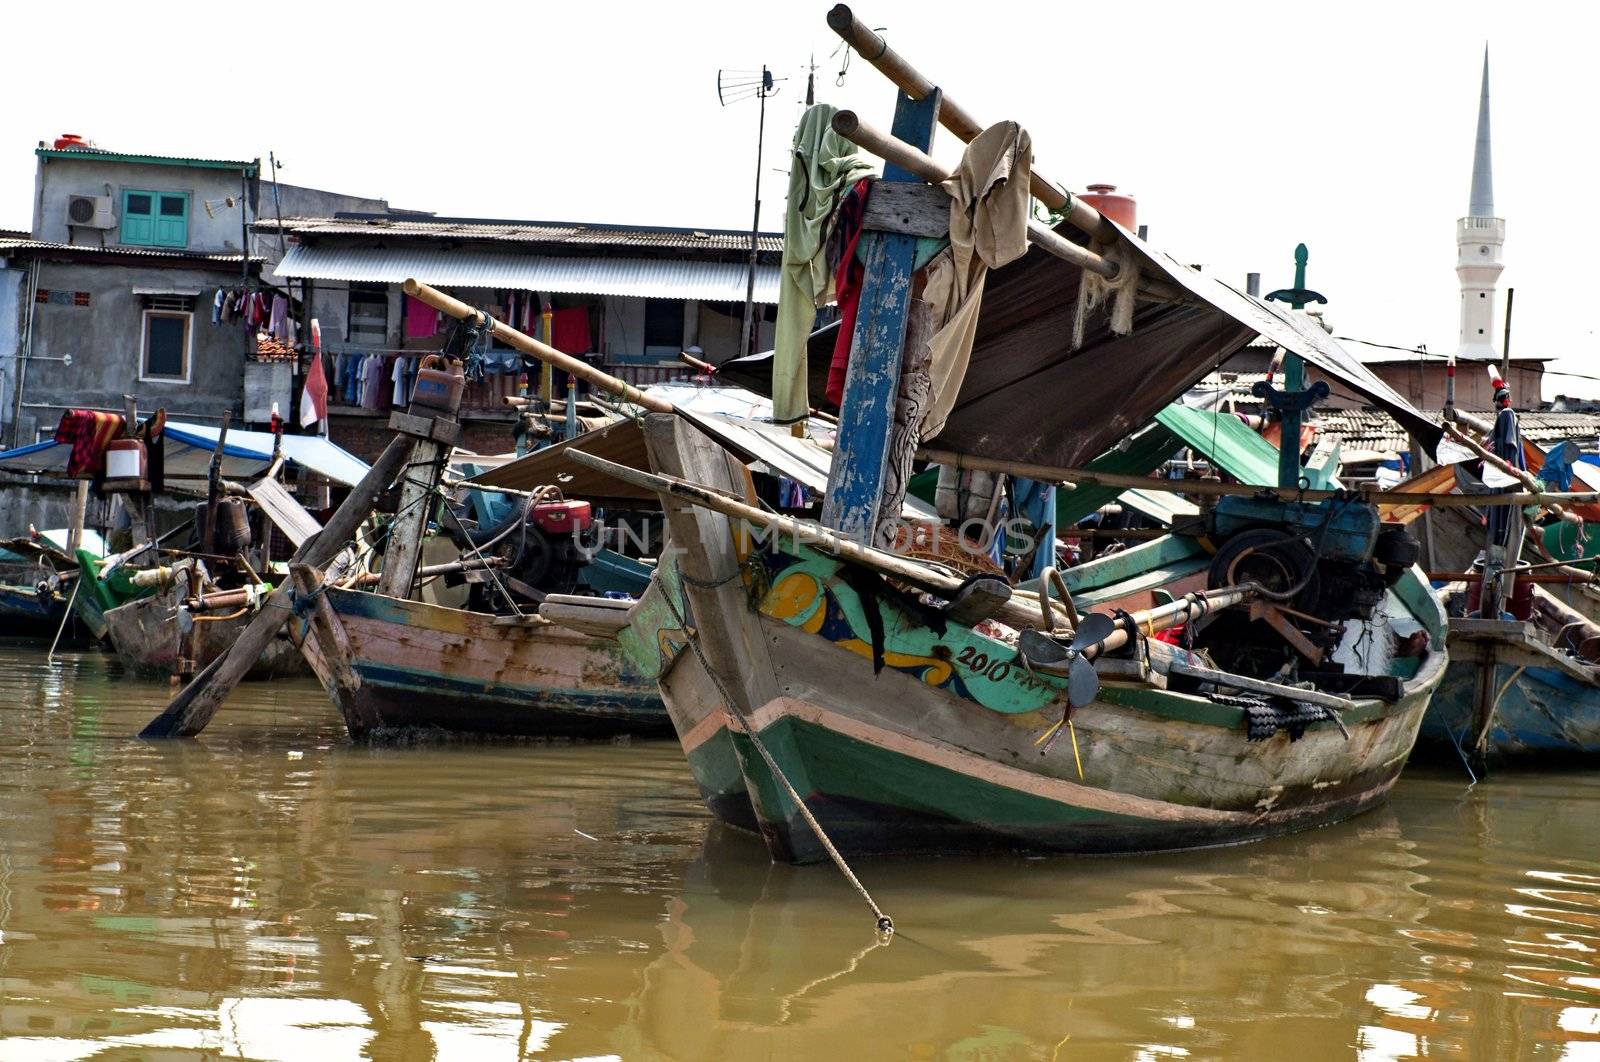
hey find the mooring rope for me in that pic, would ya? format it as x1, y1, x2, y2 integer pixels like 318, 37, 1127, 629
651, 569, 895, 937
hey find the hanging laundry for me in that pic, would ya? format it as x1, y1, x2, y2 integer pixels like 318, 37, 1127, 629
267, 294, 290, 340
824, 177, 872, 407
550, 307, 590, 354
773, 103, 877, 426
391, 356, 407, 406
919, 121, 1033, 441
52, 410, 124, 478
404, 295, 437, 339
211, 289, 224, 325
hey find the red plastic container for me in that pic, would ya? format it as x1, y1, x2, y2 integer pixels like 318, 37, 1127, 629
532, 500, 592, 535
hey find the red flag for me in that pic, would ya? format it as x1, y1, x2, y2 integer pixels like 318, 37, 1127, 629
300, 318, 327, 427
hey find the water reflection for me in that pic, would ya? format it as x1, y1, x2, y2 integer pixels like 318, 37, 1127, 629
0, 646, 1597, 1059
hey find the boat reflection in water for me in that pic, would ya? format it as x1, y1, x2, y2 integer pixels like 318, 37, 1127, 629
0, 648, 1598, 1059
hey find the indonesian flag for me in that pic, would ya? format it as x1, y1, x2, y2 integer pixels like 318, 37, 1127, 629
299, 318, 327, 427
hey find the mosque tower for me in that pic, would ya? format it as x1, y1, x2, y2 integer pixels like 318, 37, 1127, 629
1456, 47, 1504, 359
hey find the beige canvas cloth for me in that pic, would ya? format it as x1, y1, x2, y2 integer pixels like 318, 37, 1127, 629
919, 121, 1033, 441
771, 104, 877, 425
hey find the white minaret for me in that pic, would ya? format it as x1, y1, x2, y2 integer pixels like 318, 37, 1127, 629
1456, 47, 1504, 359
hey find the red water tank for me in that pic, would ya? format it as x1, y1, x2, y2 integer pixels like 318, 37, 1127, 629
1079, 183, 1137, 231
53, 134, 89, 150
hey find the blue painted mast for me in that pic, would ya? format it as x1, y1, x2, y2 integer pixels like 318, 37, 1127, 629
819, 87, 942, 540
1259, 244, 1329, 489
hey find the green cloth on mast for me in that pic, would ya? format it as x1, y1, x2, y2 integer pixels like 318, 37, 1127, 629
771, 104, 876, 425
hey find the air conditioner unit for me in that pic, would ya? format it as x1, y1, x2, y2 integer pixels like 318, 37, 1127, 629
65, 194, 115, 229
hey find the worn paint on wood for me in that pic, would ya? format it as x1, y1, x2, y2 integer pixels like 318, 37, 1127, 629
1422, 623, 1600, 759
103, 591, 305, 681
655, 486, 1447, 862
321, 587, 667, 740
820, 88, 942, 540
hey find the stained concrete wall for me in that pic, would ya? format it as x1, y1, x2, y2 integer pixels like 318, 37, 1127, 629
12, 260, 251, 446
32, 155, 257, 252
0, 264, 24, 442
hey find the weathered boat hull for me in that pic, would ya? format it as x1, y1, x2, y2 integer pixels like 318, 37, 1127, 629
724, 551, 1445, 863
316, 587, 670, 741
636, 414, 1446, 862
0, 584, 65, 637
103, 592, 305, 681
1421, 619, 1600, 760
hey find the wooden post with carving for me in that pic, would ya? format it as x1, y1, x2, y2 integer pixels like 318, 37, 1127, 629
819, 87, 942, 541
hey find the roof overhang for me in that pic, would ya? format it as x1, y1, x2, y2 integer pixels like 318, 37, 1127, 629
273, 244, 779, 303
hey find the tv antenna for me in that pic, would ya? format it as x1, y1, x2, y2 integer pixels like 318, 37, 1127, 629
718, 65, 784, 357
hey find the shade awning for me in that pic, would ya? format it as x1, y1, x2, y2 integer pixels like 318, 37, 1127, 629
712, 218, 1441, 468
275, 245, 780, 304
0, 422, 370, 490
468, 411, 931, 518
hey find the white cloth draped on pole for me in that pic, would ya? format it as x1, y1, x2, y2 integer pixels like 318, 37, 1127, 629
919, 121, 1033, 441
771, 104, 877, 426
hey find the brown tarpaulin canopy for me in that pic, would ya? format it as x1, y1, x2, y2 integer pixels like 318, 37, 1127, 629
714, 219, 1442, 469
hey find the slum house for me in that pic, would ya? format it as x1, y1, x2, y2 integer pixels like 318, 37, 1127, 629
0, 141, 400, 534
257, 214, 781, 460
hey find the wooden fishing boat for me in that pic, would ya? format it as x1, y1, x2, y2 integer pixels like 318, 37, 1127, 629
103, 587, 305, 681
621, 415, 1448, 862
297, 586, 668, 740
1381, 410, 1600, 766
1423, 602, 1600, 761
0, 581, 66, 636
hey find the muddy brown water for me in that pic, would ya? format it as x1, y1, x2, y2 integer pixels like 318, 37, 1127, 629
0, 644, 1597, 1060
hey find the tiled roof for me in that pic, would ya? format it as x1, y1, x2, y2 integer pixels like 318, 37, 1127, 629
1317, 408, 1600, 456
258, 214, 783, 254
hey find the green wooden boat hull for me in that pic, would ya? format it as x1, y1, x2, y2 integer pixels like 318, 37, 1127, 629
666, 541, 1446, 864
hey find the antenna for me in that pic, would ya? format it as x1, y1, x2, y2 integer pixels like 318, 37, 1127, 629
202, 196, 237, 219
718, 65, 784, 357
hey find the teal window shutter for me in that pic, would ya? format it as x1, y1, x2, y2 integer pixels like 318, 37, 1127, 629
153, 193, 188, 248
120, 191, 154, 245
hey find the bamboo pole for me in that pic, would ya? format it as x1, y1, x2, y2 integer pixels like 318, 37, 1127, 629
826, 4, 1116, 244
402, 280, 673, 415
984, 458, 1600, 509
831, 111, 1114, 281
1442, 419, 1582, 527
564, 447, 1054, 631
831, 112, 1187, 301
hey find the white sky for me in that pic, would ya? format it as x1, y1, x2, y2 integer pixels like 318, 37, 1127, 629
4, 0, 1595, 397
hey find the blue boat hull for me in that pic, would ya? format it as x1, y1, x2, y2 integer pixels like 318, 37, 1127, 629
1421, 655, 1600, 760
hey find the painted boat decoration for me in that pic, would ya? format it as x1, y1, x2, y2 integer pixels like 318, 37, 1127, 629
299, 587, 669, 741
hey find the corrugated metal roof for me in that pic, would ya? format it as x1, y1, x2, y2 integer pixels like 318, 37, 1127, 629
261, 215, 783, 253
36, 148, 258, 174
0, 238, 256, 266
274, 244, 780, 303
